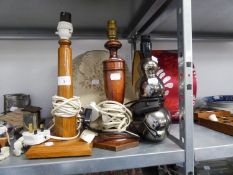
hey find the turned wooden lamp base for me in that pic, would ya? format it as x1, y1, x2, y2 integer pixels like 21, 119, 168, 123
25, 138, 92, 159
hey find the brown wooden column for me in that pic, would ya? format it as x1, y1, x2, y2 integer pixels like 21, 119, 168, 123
54, 39, 76, 137
103, 20, 126, 104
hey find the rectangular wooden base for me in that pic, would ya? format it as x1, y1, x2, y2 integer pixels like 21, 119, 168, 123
93, 134, 139, 151
25, 138, 92, 159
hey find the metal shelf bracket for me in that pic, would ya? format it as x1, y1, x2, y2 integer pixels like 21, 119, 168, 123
177, 0, 194, 174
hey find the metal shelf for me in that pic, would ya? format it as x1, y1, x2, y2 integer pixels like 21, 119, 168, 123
194, 125, 233, 162
170, 124, 233, 162
1, 0, 233, 39
0, 134, 184, 175
0, 0, 156, 39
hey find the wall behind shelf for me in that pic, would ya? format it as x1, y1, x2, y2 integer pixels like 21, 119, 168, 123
0, 40, 233, 117
151, 40, 233, 98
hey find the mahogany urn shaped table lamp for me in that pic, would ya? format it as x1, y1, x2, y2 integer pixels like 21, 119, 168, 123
103, 20, 125, 103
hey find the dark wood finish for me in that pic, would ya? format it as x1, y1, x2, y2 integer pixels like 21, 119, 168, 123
103, 20, 125, 104
93, 133, 139, 151
103, 58, 125, 104
25, 139, 92, 159
195, 110, 233, 136
54, 39, 77, 137
132, 51, 142, 96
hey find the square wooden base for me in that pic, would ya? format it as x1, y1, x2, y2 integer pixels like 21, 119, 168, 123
93, 134, 139, 151
25, 138, 92, 159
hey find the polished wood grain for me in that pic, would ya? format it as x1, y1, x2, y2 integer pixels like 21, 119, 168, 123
94, 138, 139, 151
25, 139, 92, 159
103, 40, 125, 104
93, 133, 139, 151
54, 39, 77, 137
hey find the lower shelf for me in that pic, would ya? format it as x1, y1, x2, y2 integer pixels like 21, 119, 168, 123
0, 128, 184, 175
4, 123, 231, 175
194, 124, 233, 161
170, 123, 233, 162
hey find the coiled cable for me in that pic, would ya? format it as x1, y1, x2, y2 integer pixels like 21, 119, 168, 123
92, 100, 138, 137
50, 95, 82, 140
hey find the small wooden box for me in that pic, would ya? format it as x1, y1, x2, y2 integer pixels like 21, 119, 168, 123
194, 110, 233, 136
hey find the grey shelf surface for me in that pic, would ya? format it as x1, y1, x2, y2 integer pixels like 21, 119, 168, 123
0, 131, 184, 175
3, 124, 233, 175
171, 124, 233, 162
194, 124, 233, 162
1, 125, 233, 174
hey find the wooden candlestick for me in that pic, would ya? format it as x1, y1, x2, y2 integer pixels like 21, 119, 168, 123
103, 20, 125, 103
54, 39, 77, 137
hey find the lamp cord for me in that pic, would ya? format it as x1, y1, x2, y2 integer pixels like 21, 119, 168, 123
94, 100, 138, 137
50, 95, 82, 140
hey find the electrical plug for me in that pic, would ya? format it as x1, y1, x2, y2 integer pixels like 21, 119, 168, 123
22, 129, 51, 146
89, 102, 100, 122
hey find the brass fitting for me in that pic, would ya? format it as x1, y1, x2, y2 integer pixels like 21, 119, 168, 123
107, 20, 117, 40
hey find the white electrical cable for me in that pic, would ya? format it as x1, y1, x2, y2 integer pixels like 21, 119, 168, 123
0, 147, 10, 161
13, 137, 24, 156
50, 95, 82, 140
96, 101, 132, 133
51, 95, 81, 117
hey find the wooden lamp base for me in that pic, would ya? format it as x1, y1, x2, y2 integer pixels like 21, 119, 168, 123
25, 138, 92, 159
93, 133, 139, 151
